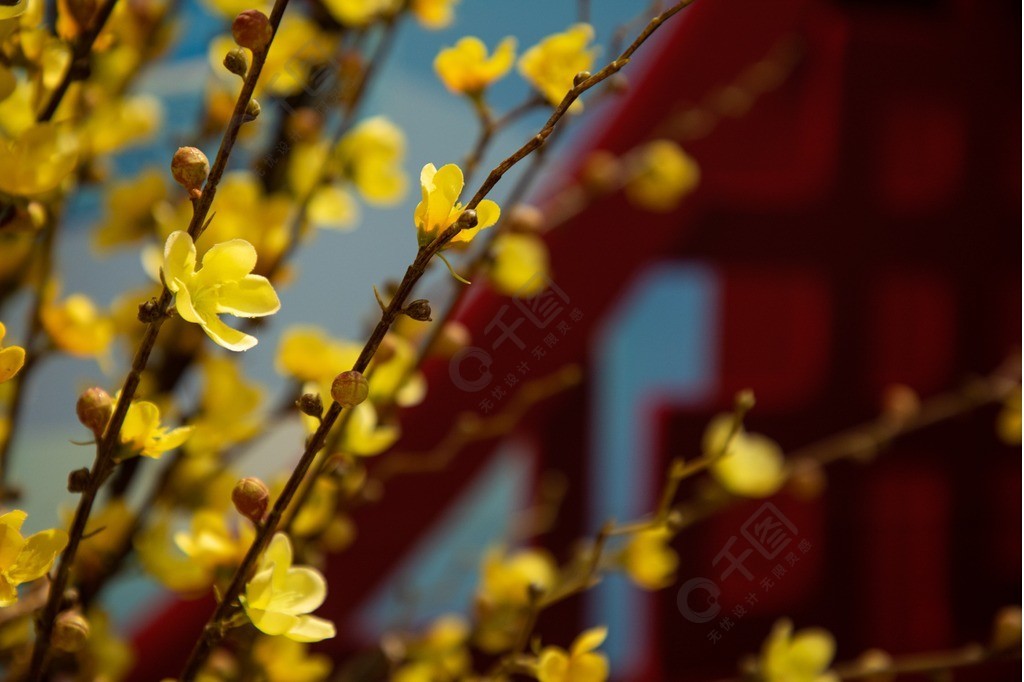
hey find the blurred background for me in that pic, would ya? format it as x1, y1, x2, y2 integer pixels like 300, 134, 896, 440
4, 0, 1020, 679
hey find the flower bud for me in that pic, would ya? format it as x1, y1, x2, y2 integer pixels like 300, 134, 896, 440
331, 371, 369, 408
506, 204, 544, 233
581, 151, 621, 194
170, 147, 209, 196
53, 611, 90, 652
232, 9, 272, 52
734, 389, 756, 413
786, 458, 826, 501
432, 321, 470, 359
881, 384, 919, 424
285, 108, 323, 144
855, 649, 894, 682
402, 299, 432, 322
573, 71, 591, 87
232, 477, 269, 524
991, 606, 1022, 652
296, 392, 323, 419
67, 468, 91, 493
244, 98, 261, 122
456, 209, 478, 230
76, 387, 112, 436
223, 48, 248, 77
138, 298, 162, 323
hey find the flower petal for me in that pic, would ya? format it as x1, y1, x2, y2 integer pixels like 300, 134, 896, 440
215, 275, 281, 318
286, 614, 336, 642
195, 238, 258, 289
7, 529, 68, 583
268, 566, 327, 615
163, 231, 196, 289
537, 648, 570, 682
570, 652, 609, 682
0, 346, 25, 383
0, 512, 28, 570
572, 626, 608, 655
451, 199, 499, 245
198, 309, 258, 352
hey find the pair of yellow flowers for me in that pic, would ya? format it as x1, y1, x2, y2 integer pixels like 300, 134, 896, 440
162, 159, 494, 352
435, 24, 598, 105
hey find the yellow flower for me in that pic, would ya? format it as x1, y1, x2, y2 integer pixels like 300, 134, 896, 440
0, 122, 78, 197
79, 94, 162, 157
478, 546, 557, 608
201, 0, 270, 18
135, 512, 214, 593
163, 231, 281, 351
0, 0, 29, 20
0, 322, 25, 383
175, 509, 253, 571
320, 0, 391, 26
997, 388, 1021, 445
624, 140, 700, 212
434, 36, 515, 95
277, 327, 361, 384
411, 0, 457, 29
120, 397, 193, 459
186, 356, 264, 456
40, 291, 115, 359
367, 333, 426, 407
308, 184, 359, 231
621, 527, 678, 590
518, 24, 597, 108
94, 169, 169, 251
338, 401, 399, 456
254, 636, 332, 682
537, 627, 609, 682
414, 163, 499, 247
760, 619, 838, 682
704, 414, 785, 498
78, 609, 134, 682
335, 116, 407, 205
489, 232, 550, 297
394, 614, 471, 682
0, 510, 68, 606
241, 533, 336, 642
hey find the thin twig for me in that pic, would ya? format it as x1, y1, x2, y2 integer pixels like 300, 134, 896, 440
24, 0, 296, 674
177, 4, 697, 676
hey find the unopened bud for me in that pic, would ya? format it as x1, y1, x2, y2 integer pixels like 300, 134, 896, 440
67, 468, 90, 493
331, 371, 369, 407
296, 392, 323, 419
76, 388, 112, 435
223, 48, 248, 77
170, 147, 209, 195
53, 611, 90, 652
786, 458, 826, 501
992, 606, 1022, 652
138, 298, 161, 323
432, 322, 470, 359
244, 98, 261, 122
286, 108, 323, 144
456, 209, 478, 230
232, 477, 269, 524
856, 649, 894, 682
735, 389, 756, 413
506, 204, 544, 233
573, 71, 591, 87
581, 151, 621, 194
402, 299, 432, 322
232, 9, 272, 52
881, 384, 919, 424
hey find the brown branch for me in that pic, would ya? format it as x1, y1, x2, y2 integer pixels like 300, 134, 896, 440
177, 4, 698, 676
24, 0, 297, 675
